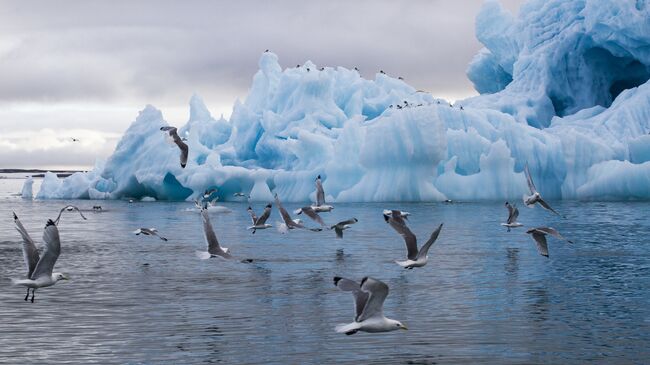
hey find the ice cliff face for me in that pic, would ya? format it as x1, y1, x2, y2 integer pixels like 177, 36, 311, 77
32, 0, 650, 202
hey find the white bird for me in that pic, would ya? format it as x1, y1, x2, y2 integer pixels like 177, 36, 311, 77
234, 192, 251, 199
526, 227, 573, 257
382, 209, 410, 219
313, 175, 333, 212
12, 213, 69, 303
133, 228, 168, 241
274, 194, 322, 233
501, 201, 523, 232
54, 205, 87, 225
247, 204, 273, 233
331, 218, 358, 239
196, 208, 231, 260
523, 163, 561, 216
333, 276, 408, 335
293, 206, 327, 227
160, 126, 189, 168
384, 210, 443, 269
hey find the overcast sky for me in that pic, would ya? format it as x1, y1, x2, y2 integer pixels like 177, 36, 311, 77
0, 0, 522, 169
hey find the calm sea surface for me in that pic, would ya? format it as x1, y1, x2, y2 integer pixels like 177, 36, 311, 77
0, 176, 648, 364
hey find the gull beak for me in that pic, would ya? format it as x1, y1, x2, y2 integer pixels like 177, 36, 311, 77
400, 324, 408, 331
63, 275, 70, 280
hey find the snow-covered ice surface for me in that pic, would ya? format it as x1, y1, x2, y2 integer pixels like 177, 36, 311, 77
33, 0, 650, 202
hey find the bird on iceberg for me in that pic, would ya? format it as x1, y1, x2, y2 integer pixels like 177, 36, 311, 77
501, 202, 523, 232
333, 276, 407, 335
247, 204, 273, 234
196, 208, 232, 260
12, 213, 69, 303
523, 164, 561, 216
384, 210, 443, 269
160, 126, 189, 168
274, 194, 321, 233
525, 227, 573, 257
133, 228, 168, 241
54, 205, 87, 225
331, 218, 358, 239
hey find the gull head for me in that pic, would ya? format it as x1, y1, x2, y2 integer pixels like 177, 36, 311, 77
53, 273, 69, 282
389, 319, 408, 331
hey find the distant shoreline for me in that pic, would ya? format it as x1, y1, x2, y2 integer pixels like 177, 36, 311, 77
0, 169, 85, 178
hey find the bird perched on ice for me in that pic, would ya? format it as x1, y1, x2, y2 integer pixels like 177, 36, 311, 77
12, 213, 69, 303
133, 228, 168, 241
331, 218, 358, 239
384, 210, 443, 269
523, 163, 561, 216
333, 276, 407, 335
247, 204, 273, 234
160, 126, 189, 168
501, 202, 523, 232
196, 208, 232, 260
526, 227, 573, 257
274, 194, 321, 233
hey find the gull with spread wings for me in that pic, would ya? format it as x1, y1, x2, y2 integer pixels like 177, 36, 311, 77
384, 210, 443, 269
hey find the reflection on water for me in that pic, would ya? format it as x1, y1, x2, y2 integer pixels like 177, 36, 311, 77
0, 178, 649, 363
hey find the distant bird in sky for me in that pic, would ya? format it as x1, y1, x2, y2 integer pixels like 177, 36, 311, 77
133, 228, 168, 241
526, 227, 573, 257
196, 208, 232, 260
523, 163, 561, 216
247, 204, 273, 234
384, 210, 443, 269
333, 276, 407, 335
160, 126, 189, 168
501, 202, 523, 232
331, 218, 358, 239
12, 213, 69, 303
70, 138, 79, 142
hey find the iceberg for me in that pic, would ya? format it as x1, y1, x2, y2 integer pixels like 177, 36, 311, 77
35, 0, 650, 202
21, 176, 33, 199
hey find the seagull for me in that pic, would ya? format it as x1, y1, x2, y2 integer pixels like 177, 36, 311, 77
331, 218, 358, 239
382, 209, 410, 219
12, 213, 69, 303
274, 194, 321, 233
293, 206, 327, 227
501, 201, 523, 232
92, 205, 102, 211
526, 227, 573, 257
384, 210, 443, 269
70, 138, 80, 142
54, 205, 88, 224
234, 192, 250, 199
133, 228, 168, 241
196, 208, 232, 260
333, 276, 407, 335
247, 204, 273, 233
160, 126, 189, 168
523, 163, 561, 216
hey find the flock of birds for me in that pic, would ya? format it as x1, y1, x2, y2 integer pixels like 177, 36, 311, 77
10, 163, 572, 335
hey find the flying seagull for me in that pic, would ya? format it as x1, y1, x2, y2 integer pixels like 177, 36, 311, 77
133, 228, 168, 241
160, 126, 189, 168
12, 213, 69, 303
247, 204, 273, 234
294, 206, 327, 227
384, 210, 443, 269
333, 276, 407, 335
196, 208, 232, 260
234, 192, 250, 199
382, 209, 410, 219
331, 218, 358, 239
274, 194, 321, 233
523, 163, 561, 216
53, 205, 87, 225
313, 175, 333, 212
70, 138, 80, 142
526, 227, 573, 257
501, 202, 523, 232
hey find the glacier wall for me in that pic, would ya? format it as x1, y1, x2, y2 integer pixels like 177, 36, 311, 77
34, 0, 650, 202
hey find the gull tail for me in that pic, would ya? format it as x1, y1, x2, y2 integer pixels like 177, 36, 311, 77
335, 322, 361, 335
195, 251, 212, 260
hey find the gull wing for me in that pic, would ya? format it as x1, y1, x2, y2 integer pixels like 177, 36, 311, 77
334, 277, 369, 322
315, 176, 325, 206
385, 211, 418, 260
247, 206, 258, 225
530, 232, 549, 257
524, 163, 538, 194
274, 195, 296, 227
301, 206, 326, 227
336, 218, 358, 226
201, 209, 231, 258
54, 205, 87, 225
534, 227, 573, 243
13, 212, 40, 278
161, 126, 189, 168
30, 220, 61, 280
357, 277, 389, 322
416, 223, 443, 260
537, 198, 561, 217
506, 202, 519, 224
255, 204, 272, 225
